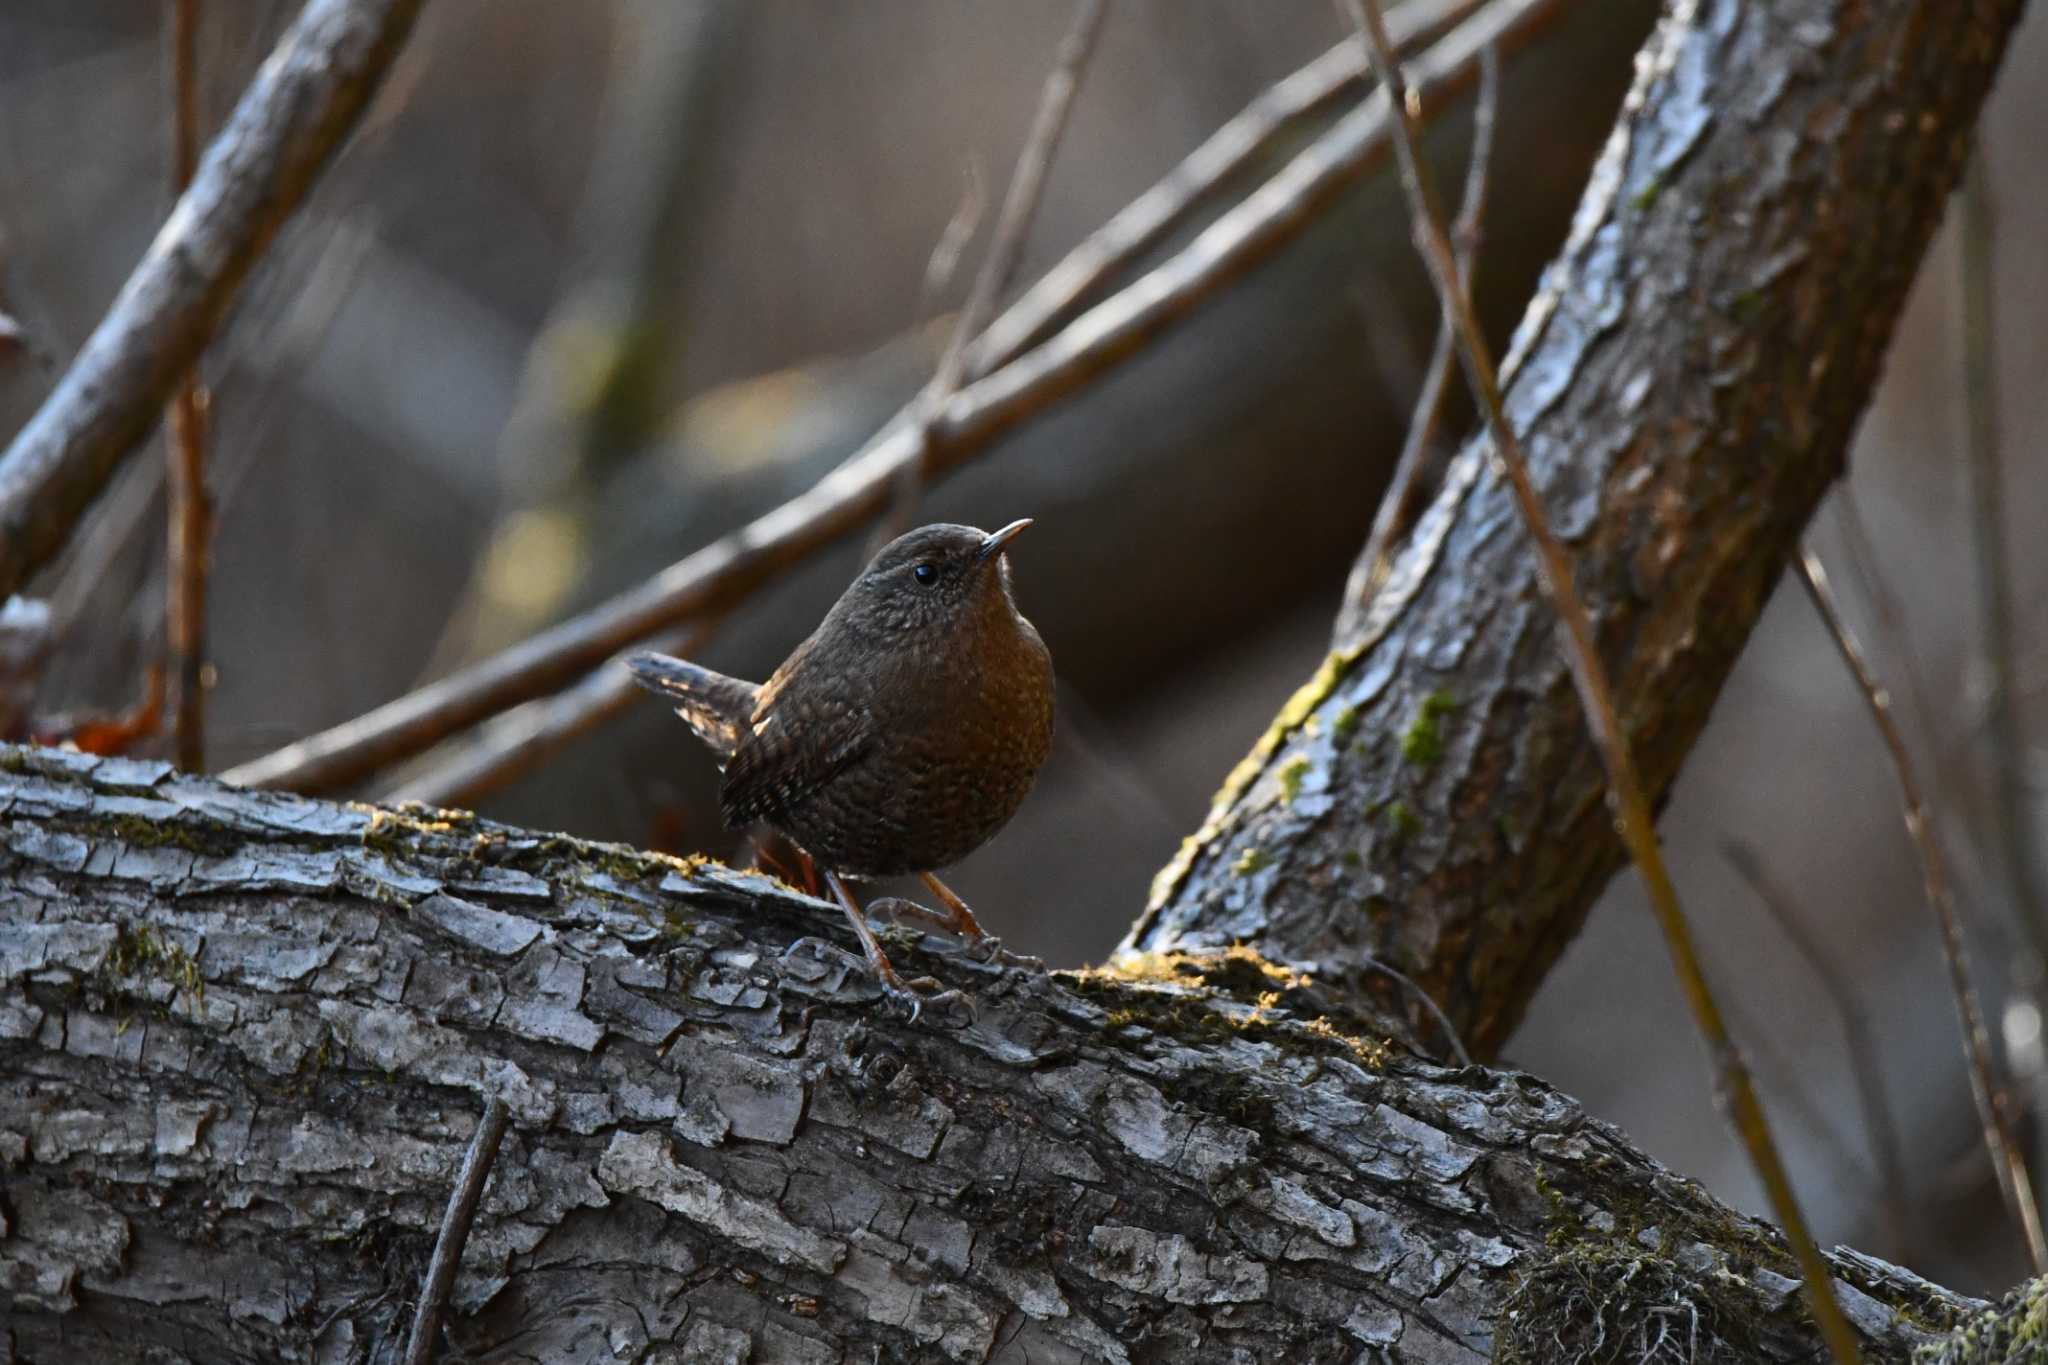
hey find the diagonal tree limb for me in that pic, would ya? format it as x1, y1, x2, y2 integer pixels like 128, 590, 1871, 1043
1339, 0, 1856, 1356
0, 0, 430, 601
1135, 0, 2029, 1063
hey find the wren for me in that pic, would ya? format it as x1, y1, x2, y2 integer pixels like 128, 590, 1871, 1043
625, 519, 1054, 1017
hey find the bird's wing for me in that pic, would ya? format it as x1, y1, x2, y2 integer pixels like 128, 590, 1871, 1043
718, 699, 871, 828
717, 632, 873, 826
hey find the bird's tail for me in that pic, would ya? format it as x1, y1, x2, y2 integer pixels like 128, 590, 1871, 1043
623, 652, 757, 763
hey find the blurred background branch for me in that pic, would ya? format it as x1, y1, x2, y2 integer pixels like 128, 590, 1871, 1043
219, 0, 1572, 798
0, 0, 428, 598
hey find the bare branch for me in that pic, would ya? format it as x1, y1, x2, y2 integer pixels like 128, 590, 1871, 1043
1798, 547, 2048, 1274
916, 160, 986, 315
1959, 157, 2048, 970
1720, 837, 1910, 1254
384, 626, 702, 810
224, 0, 1563, 796
403, 1098, 509, 1365
1344, 1, 1858, 1356
0, 0, 431, 600
165, 0, 213, 773
890, 0, 1111, 532
965, 0, 1495, 377
1340, 41, 1499, 635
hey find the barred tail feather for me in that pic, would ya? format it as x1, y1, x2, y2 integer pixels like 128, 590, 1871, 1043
623, 652, 757, 762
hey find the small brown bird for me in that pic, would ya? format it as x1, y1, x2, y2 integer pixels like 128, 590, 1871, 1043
626, 520, 1054, 1015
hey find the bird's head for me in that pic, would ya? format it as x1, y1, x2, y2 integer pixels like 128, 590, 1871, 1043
840, 519, 1034, 635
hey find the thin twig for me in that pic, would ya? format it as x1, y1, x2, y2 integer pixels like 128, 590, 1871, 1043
890, 0, 1111, 534
1960, 157, 2048, 971
403, 1097, 509, 1365
225, 0, 1566, 796
385, 626, 701, 809
1718, 982, 1879, 1204
166, 0, 212, 772
1720, 837, 1910, 1255
918, 160, 987, 318
1831, 485, 1952, 809
0, 0, 430, 602
1342, 2, 1860, 1359
1797, 548, 2048, 1274
1363, 956, 1473, 1067
1342, 42, 1498, 632
966, 0, 1494, 377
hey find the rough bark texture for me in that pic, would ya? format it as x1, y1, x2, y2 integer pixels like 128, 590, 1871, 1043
1132, 0, 2029, 1061
0, 750, 1986, 1361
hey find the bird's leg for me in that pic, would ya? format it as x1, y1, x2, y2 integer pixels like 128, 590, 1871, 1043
916, 873, 988, 940
908, 873, 1041, 970
825, 871, 971, 1024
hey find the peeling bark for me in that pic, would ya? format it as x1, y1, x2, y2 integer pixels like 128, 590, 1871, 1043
1132, 0, 2029, 1060
0, 750, 1983, 1360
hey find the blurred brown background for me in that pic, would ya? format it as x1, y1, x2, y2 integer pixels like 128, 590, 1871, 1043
4, 0, 2045, 1301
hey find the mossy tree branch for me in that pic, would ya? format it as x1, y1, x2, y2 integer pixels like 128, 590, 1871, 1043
0, 749, 1983, 1360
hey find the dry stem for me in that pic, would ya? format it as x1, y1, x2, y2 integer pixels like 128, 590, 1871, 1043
402, 1098, 509, 1365
165, 0, 212, 772
1341, 41, 1498, 632
1720, 838, 1910, 1255
1344, 0, 1858, 1357
1797, 548, 2048, 1274
0, 0, 431, 600
891, 0, 1111, 531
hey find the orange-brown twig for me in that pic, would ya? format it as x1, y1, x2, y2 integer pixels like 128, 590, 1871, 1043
1340, 41, 1498, 632
165, 0, 212, 772
1344, 0, 1859, 1358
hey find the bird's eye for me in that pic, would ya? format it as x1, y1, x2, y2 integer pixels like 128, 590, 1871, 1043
912, 562, 939, 586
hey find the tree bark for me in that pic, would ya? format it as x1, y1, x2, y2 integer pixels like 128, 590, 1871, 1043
1131, 0, 2029, 1061
0, 749, 1985, 1361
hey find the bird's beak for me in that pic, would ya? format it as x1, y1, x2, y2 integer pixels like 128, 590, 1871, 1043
975, 518, 1033, 563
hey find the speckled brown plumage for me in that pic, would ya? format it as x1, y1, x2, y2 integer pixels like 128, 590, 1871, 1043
626, 520, 1054, 1015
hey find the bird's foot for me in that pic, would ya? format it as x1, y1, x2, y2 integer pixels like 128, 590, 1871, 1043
780, 936, 867, 983
877, 972, 977, 1028
870, 897, 1043, 971
869, 896, 956, 936
784, 934, 974, 1024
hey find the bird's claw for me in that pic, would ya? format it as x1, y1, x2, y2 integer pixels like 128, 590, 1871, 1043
870, 896, 953, 936
879, 977, 976, 1028
869, 897, 1040, 972
780, 936, 866, 982
958, 934, 1044, 970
